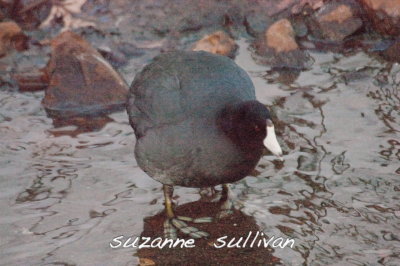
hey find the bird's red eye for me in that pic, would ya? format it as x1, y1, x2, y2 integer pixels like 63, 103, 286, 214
254, 125, 260, 131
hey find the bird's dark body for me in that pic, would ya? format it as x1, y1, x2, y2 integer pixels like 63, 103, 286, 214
127, 51, 264, 187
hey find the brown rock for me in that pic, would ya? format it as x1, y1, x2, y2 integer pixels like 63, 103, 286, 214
266, 19, 299, 53
253, 19, 313, 69
42, 31, 128, 118
359, 0, 400, 35
13, 70, 49, 92
49, 116, 114, 137
243, 0, 324, 36
320, 5, 353, 23
0, 21, 28, 57
12, 0, 53, 30
0, 0, 13, 20
192, 31, 237, 58
243, 0, 308, 36
310, 1, 363, 42
380, 39, 400, 63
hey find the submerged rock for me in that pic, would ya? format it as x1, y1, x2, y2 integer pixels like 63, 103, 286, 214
309, 1, 363, 42
42, 31, 128, 118
252, 19, 313, 69
192, 31, 237, 58
0, 21, 28, 57
359, 0, 400, 36
49, 115, 114, 137
13, 70, 48, 92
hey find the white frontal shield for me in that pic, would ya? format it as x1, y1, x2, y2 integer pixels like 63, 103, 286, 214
264, 120, 283, 160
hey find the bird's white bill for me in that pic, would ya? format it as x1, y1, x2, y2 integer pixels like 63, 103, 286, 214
264, 120, 283, 160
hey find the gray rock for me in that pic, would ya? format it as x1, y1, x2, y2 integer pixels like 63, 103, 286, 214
309, 0, 363, 42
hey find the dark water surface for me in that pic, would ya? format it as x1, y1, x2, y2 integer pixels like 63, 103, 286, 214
1, 40, 399, 265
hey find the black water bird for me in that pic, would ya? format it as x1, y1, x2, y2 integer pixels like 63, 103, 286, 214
127, 51, 283, 238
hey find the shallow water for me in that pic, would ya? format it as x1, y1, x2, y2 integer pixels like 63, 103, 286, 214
0, 40, 399, 265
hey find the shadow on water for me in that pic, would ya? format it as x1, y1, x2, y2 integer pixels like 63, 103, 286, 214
137, 200, 279, 265
0, 39, 399, 265
48, 115, 114, 137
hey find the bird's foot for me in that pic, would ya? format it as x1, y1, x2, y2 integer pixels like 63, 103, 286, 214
199, 187, 219, 202
164, 216, 213, 239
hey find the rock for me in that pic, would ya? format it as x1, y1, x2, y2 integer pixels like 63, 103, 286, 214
13, 70, 48, 92
98, 47, 129, 68
244, 11, 274, 37
359, 0, 400, 36
192, 31, 237, 58
380, 39, 400, 63
117, 42, 146, 57
12, 0, 53, 30
40, 0, 95, 31
252, 19, 313, 69
243, 0, 298, 37
242, 0, 319, 37
291, 15, 309, 38
133, 0, 228, 36
309, 1, 363, 42
0, 21, 28, 57
0, 0, 14, 20
42, 31, 128, 118
266, 19, 299, 53
0, 8, 5, 21
291, 0, 324, 14
49, 116, 114, 137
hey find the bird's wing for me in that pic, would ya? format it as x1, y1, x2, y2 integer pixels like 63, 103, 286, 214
127, 58, 188, 138
127, 52, 255, 138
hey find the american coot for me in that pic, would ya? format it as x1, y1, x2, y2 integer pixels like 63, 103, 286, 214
127, 51, 282, 239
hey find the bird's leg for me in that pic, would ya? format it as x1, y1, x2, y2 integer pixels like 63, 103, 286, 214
163, 185, 212, 239
216, 183, 234, 219
163, 184, 175, 218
